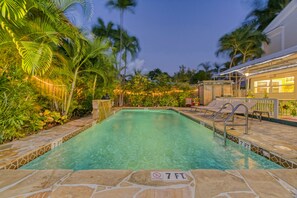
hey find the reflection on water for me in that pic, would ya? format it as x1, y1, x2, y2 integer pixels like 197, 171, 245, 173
21, 110, 282, 170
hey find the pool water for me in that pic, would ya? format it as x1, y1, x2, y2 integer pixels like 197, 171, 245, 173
21, 110, 281, 170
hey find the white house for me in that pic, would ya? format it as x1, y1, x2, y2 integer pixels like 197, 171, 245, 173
222, 0, 297, 100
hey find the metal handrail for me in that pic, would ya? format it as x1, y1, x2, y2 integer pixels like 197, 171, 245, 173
213, 103, 249, 146
212, 102, 234, 120
212, 103, 234, 136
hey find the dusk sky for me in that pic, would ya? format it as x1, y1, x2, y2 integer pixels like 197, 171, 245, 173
75, 0, 254, 75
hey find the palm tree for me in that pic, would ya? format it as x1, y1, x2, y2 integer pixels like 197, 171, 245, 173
212, 63, 223, 75
56, 36, 113, 115
92, 18, 116, 41
0, 0, 92, 75
245, 0, 291, 31
237, 26, 269, 63
113, 29, 140, 106
52, 0, 93, 21
106, 0, 137, 69
198, 62, 212, 80
117, 30, 140, 78
216, 25, 268, 71
216, 25, 268, 95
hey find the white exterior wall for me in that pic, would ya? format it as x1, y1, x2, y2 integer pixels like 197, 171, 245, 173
284, 11, 297, 49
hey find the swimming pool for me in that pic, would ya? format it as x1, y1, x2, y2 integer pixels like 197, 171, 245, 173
21, 109, 281, 170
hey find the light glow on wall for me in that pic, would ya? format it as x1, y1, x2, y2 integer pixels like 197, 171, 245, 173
254, 77, 295, 94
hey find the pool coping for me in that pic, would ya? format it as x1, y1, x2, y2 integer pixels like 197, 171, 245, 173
0, 107, 296, 170
1, 169, 296, 197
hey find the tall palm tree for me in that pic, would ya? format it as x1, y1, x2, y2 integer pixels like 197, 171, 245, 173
237, 26, 269, 63
216, 25, 268, 70
106, 0, 137, 69
113, 29, 140, 106
117, 30, 140, 77
216, 25, 268, 95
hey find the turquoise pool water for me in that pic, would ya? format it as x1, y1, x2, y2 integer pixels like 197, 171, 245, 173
21, 110, 281, 170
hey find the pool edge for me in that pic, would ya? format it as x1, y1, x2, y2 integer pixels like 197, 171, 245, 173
171, 108, 297, 169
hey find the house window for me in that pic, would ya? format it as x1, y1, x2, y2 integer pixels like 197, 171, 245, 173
254, 77, 295, 94
254, 80, 270, 94
271, 77, 294, 93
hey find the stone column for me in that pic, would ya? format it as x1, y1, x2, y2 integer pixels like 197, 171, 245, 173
92, 100, 100, 120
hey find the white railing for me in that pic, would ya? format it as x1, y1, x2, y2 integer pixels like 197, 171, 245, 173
217, 97, 279, 118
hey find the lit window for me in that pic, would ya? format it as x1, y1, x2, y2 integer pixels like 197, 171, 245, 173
271, 77, 294, 93
254, 80, 270, 94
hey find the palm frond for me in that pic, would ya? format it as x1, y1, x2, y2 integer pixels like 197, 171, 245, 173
20, 41, 52, 75
0, 0, 27, 21
52, 0, 94, 21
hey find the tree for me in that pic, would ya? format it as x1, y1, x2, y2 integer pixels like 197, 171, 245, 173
0, 0, 93, 75
117, 30, 140, 78
216, 25, 268, 95
106, 0, 137, 69
148, 68, 163, 81
113, 29, 140, 106
92, 18, 116, 42
57, 36, 113, 115
173, 65, 195, 83
190, 70, 209, 83
216, 25, 268, 71
147, 68, 170, 81
212, 63, 223, 75
245, 0, 291, 31
198, 62, 212, 79
52, 0, 93, 21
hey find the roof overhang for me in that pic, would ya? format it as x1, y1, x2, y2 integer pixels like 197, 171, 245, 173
220, 45, 297, 77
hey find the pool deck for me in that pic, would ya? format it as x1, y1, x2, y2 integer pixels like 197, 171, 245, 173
0, 107, 296, 197
177, 107, 297, 168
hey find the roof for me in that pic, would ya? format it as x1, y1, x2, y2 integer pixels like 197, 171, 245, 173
220, 45, 297, 75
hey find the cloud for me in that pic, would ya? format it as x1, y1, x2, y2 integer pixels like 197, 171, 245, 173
127, 59, 148, 74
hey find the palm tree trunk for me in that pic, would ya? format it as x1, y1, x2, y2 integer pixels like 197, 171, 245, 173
65, 67, 79, 115
229, 54, 236, 80
119, 10, 124, 72
92, 75, 97, 99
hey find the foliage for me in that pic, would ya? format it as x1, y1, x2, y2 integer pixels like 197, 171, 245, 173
29, 110, 67, 131
0, 63, 36, 142
245, 0, 291, 31
0, 85, 34, 143
289, 101, 297, 117
121, 72, 194, 107
216, 25, 269, 67
246, 90, 255, 98
173, 65, 196, 83
0, 64, 69, 143
0, 0, 119, 143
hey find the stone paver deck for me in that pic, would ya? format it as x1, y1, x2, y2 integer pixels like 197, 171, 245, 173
0, 169, 297, 197
0, 107, 297, 197
0, 116, 96, 169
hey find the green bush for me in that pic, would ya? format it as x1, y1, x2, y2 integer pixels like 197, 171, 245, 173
123, 90, 192, 107
0, 84, 36, 143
